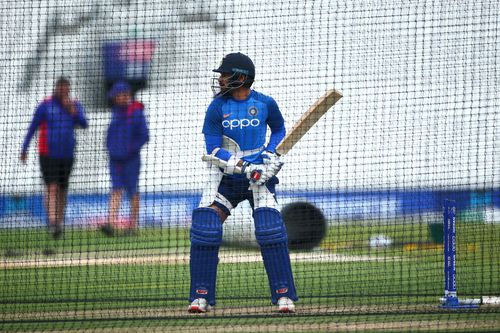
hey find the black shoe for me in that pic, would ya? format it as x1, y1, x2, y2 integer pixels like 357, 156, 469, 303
48, 225, 63, 240
99, 223, 115, 237
52, 225, 63, 240
42, 248, 56, 256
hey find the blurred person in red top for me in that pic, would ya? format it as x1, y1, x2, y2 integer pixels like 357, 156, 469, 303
21, 77, 88, 239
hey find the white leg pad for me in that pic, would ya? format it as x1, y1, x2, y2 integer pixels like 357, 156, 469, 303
199, 165, 224, 207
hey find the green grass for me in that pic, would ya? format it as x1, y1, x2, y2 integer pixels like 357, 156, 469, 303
0, 223, 499, 332
2, 313, 500, 333
0, 227, 190, 256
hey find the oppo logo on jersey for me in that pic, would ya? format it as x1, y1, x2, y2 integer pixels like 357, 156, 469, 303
222, 118, 260, 130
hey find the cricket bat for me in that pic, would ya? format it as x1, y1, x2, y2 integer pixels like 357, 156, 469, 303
276, 89, 342, 156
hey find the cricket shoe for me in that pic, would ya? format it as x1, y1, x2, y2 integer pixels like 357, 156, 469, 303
49, 225, 63, 240
277, 297, 296, 313
188, 298, 212, 313
99, 223, 115, 237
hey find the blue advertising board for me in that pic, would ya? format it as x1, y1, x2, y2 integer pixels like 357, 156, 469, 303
0, 190, 498, 228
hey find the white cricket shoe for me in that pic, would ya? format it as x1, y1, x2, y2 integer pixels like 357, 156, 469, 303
188, 298, 211, 313
277, 297, 296, 313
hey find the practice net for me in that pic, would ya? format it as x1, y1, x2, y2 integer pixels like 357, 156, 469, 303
0, 1, 499, 332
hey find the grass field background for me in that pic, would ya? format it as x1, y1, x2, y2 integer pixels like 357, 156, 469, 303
1, 222, 499, 332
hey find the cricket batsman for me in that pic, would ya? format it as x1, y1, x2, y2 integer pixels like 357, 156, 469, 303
188, 52, 298, 313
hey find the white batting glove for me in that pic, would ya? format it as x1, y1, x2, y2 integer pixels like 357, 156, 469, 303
242, 162, 273, 186
261, 151, 284, 176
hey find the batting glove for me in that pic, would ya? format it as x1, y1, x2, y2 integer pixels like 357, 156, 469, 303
261, 151, 284, 176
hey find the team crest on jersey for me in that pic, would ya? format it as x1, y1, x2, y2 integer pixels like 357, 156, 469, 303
248, 106, 258, 116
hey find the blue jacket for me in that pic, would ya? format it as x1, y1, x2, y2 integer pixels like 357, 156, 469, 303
22, 96, 88, 159
106, 101, 149, 160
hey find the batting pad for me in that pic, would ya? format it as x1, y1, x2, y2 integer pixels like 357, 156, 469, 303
254, 207, 298, 304
189, 208, 223, 305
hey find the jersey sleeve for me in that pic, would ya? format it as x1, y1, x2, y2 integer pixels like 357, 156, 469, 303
202, 99, 223, 136
136, 109, 150, 153
204, 134, 232, 161
73, 101, 89, 128
202, 99, 233, 161
265, 97, 286, 153
22, 102, 46, 153
130, 107, 149, 155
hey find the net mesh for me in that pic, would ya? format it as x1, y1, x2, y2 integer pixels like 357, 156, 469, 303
0, 0, 499, 332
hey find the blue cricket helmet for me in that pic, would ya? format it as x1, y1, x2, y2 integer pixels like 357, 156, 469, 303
213, 52, 255, 79
212, 53, 255, 97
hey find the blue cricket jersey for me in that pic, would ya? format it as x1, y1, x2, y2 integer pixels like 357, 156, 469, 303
202, 90, 286, 166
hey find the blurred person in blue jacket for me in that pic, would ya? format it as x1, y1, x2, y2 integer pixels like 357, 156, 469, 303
21, 77, 88, 239
101, 82, 149, 236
